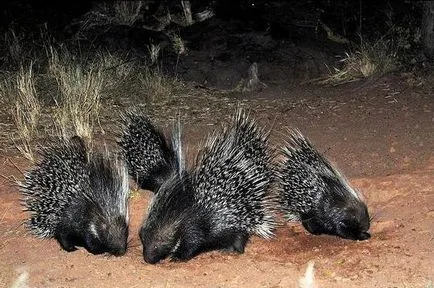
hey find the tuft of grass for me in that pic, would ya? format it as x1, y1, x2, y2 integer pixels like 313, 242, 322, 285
319, 39, 398, 86
140, 67, 185, 102
147, 44, 161, 65
77, 1, 144, 32
169, 33, 188, 75
4, 29, 23, 67
111, 1, 144, 25
172, 34, 187, 56
96, 51, 135, 90
48, 47, 104, 143
7, 63, 41, 162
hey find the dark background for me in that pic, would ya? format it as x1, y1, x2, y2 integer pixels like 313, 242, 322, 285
0, 0, 428, 89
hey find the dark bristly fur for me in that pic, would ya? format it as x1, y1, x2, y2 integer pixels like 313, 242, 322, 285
140, 109, 277, 264
277, 129, 370, 241
118, 108, 179, 192
19, 136, 130, 256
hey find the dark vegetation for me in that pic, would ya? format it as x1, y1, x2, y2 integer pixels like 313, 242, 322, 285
0, 0, 428, 88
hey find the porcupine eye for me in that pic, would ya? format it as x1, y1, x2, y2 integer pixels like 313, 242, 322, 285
143, 240, 173, 264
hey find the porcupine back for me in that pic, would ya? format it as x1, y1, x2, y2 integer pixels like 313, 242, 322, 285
277, 129, 370, 240
193, 109, 276, 239
20, 136, 88, 238
140, 108, 277, 263
118, 108, 178, 192
229, 108, 274, 180
20, 136, 130, 255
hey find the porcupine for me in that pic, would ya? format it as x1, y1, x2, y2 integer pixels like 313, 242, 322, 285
139, 108, 277, 264
19, 136, 130, 255
117, 108, 182, 192
276, 129, 370, 240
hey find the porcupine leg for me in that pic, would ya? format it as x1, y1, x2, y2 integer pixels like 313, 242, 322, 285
300, 213, 325, 235
56, 232, 78, 252
219, 231, 249, 253
230, 232, 249, 253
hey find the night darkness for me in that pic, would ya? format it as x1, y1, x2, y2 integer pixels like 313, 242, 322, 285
0, 1, 426, 84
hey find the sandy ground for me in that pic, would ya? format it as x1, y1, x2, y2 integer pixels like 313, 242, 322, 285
0, 73, 433, 288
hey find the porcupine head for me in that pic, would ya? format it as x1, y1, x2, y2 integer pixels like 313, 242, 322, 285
139, 115, 210, 264
303, 170, 371, 240
139, 172, 240, 264
280, 130, 370, 241
57, 151, 130, 256
139, 172, 201, 264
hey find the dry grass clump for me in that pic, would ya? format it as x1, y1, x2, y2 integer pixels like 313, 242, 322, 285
3, 42, 187, 158
0, 63, 41, 161
140, 67, 186, 102
2, 30, 188, 159
77, 1, 144, 33
319, 39, 398, 86
96, 51, 135, 90
147, 44, 161, 65
48, 47, 104, 142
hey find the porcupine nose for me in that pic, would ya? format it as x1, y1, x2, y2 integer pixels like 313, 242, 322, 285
143, 253, 159, 264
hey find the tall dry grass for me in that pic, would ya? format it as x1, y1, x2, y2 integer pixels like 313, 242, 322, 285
77, 1, 144, 33
3, 29, 187, 159
140, 67, 185, 102
1, 62, 41, 161
48, 47, 104, 142
319, 38, 398, 86
96, 51, 135, 90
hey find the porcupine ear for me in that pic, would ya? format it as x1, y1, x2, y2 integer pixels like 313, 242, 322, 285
171, 112, 185, 176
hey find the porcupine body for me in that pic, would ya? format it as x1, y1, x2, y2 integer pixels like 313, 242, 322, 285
140, 109, 277, 264
19, 136, 130, 255
118, 109, 180, 192
276, 129, 370, 240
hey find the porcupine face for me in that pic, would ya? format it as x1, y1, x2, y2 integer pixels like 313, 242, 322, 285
139, 174, 193, 264
301, 176, 371, 241
84, 213, 129, 256
139, 221, 180, 264
54, 156, 130, 256
55, 202, 129, 256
